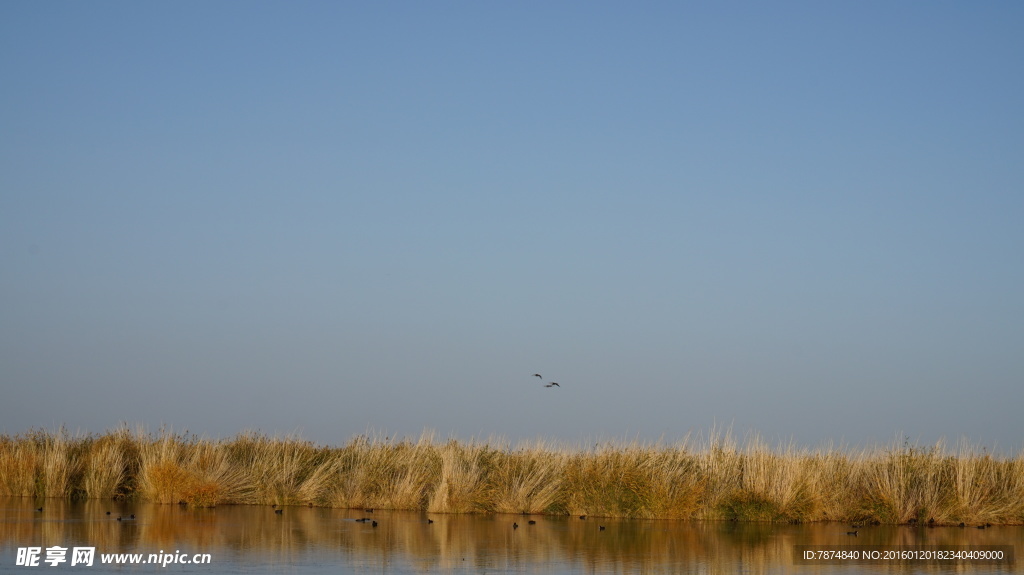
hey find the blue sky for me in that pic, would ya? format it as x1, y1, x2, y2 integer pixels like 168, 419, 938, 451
2, 2, 1022, 450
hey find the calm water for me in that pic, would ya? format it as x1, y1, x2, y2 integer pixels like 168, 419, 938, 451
1, 497, 1019, 574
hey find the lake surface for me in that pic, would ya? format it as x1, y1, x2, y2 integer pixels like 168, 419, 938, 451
1, 497, 1019, 573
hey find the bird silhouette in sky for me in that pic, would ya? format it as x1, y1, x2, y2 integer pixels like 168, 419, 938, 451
532, 373, 543, 379
545, 382, 560, 388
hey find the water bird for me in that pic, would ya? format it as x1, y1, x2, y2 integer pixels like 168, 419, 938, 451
130, 514, 135, 519
579, 515, 586, 520
275, 509, 283, 515
116, 516, 122, 521
846, 531, 858, 536
977, 525, 986, 529
106, 511, 111, 515
599, 525, 606, 531
546, 382, 560, 387
35, 507, 43, 512
528, 520, 536, 525
355, 518, 369, 523
513, 522, 518, 530
427, 519, 434, 524
365, 508, 374, 513
371, 520, 378, 527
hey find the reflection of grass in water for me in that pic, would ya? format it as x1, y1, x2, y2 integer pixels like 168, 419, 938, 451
3, 500, 1020, 575
1, 427, 1023, 524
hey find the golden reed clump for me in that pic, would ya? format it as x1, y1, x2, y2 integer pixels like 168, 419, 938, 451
1, 426, 1022, 525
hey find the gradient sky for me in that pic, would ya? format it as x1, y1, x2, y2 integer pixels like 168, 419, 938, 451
2, 2, 1022, 450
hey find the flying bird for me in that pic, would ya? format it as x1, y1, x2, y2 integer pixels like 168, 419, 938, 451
532, 373, 543, 379
545, 382, 560, 388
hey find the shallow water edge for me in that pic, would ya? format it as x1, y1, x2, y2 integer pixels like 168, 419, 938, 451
2, 497, 1020, 574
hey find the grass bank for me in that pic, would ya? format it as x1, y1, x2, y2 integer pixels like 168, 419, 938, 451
1, 427, 1021, 525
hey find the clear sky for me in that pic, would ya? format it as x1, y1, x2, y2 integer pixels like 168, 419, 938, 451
2, 2, 1022, 450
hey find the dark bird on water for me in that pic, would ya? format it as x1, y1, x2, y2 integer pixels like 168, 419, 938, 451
275, 509, 283, 515
528, 520, 536, 525
372, 521, 378, 528
35, 507, 43, 512
847, 531, 858, 536
513, 522, 519, 530
545, 382, 560, 387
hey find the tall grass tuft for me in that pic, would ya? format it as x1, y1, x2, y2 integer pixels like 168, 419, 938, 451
722, 436, 814, 521
229, 432, 330, 506
427, 439, 486, 513
485, 440, 565, 515
858, 439, 945, 523
37, 428, 80, 498
323, 431, 442, 510
81, 429, 131, 499
137, 428, 191, 504
946, 438, 1024, 525
0, 435, 39, 497
694, 428, 743, 518
803, 446, 857, 522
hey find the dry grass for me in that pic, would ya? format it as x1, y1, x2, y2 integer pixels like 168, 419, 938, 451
81, 431, 130, 499
1, 427, 1022, 524
427, 439, 486, 513
228, 431, 331, 506
719, 436, 814, 521
329, 432, 438, 510
0, 435, 40, 497
484, 440, 565, 515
